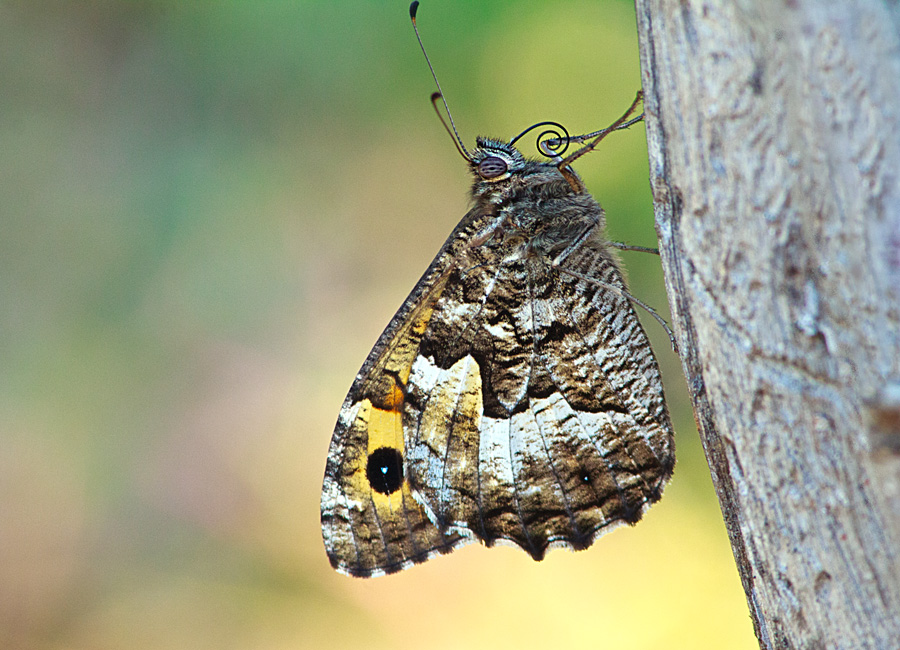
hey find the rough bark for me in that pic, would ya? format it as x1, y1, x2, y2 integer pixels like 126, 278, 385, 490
634, 1, 900, 648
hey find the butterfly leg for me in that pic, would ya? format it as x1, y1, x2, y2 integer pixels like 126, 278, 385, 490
608, 241, 660, 255
558, 266, 678, 354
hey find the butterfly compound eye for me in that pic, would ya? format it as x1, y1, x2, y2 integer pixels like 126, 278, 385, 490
477, 156, 508, 179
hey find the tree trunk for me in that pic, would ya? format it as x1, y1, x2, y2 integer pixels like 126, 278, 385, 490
634, 1, 900, 647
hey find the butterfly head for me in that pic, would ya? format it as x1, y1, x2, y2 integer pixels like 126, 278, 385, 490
467, 135, 583, 204
469, 138, 526, 183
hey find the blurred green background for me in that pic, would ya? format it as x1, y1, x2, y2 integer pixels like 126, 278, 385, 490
0, 1, 755, 648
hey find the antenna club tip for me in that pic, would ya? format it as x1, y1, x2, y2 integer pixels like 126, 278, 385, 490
431, 91, 442, 101
409, 1, 419, 20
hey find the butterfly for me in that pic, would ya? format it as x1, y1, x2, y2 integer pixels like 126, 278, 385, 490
319, 2, 675, 578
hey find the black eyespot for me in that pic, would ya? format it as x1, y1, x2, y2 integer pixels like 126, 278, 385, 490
477, 156, 508, 179
366, 447, 404, 495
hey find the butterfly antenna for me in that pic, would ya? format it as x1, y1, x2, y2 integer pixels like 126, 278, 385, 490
429, 92, 469, 161
410, 1, 471, 160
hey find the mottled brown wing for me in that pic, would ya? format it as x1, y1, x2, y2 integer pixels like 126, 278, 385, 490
403, 227, 674, 559
320, 205, 495, 577
321, 194, 673, 577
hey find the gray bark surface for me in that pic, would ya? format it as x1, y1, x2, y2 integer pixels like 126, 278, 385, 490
634, 1, 900, 648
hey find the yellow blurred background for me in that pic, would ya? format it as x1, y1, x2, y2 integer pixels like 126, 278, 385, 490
0, 1, 756, 648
